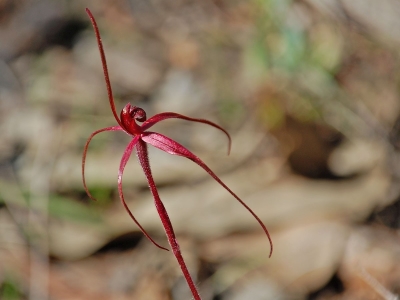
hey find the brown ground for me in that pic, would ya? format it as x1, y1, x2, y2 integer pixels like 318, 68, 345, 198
1, 0, 400, 299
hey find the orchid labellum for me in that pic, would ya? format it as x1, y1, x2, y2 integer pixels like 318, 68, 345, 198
82, 8, 273, 299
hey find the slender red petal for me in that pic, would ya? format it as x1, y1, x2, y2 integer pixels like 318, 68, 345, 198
82, 126, 123, 201
118, 136, 169, 251
142, 132, 273, 257
141, 112, 231, 155
85, 8, 125, 129
136, 139, 201, 300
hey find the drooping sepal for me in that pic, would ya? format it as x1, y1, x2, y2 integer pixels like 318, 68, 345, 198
142, 131, 273, 257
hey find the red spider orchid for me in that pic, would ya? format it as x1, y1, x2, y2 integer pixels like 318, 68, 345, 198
82, 8, 273, 300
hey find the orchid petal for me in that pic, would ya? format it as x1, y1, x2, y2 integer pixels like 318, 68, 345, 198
118, 136, 168, 251
142, 132, 273, 257
82, 126, 123, 201
136, 139, 200, 298
141, 112, 231, 154
86, 8, 125, 130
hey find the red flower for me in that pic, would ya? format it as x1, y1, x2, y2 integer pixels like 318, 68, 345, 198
82, 8, 273, 299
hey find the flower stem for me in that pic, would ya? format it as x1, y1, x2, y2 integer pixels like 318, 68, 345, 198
136, 140, 201, 300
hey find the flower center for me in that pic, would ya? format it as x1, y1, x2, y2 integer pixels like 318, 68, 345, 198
120, 103, 146, 134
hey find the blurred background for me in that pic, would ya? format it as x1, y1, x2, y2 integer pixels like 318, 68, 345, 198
1, 0, 400, 299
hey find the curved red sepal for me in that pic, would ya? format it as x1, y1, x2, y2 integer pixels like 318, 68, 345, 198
82, 126, 123, 201
118, 136, 169, 251
142, 112, 231, 155
142, 131, 273, 257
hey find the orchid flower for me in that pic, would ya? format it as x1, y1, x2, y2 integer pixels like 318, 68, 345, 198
82, 8, 273, 300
